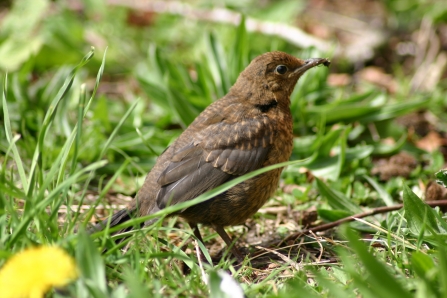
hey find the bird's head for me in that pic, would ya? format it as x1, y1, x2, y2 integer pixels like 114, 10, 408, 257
231, 51, 330, 107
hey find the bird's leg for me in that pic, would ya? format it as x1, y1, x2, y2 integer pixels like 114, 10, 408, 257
189, 222, 204, 243
212, 224, 244, 262
189, 223, 210, 263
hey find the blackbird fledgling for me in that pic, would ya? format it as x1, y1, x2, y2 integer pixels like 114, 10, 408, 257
94, 51, 330, 261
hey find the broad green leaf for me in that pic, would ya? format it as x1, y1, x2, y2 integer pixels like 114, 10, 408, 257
310, 104, 383, 124
435, 169, 447, 188
252, 0, 305, 22
276, 277, 321, 298
345, 144, 374, 161
308, 98, 428, 124
315, 177, 361, 213
307, 155, 340, 180
372, 133, 407, 155
318, 127, 343, 157
403, 184, 443, 236
360, 99, 428, 123
317, 209, 352, 222
363, 175, 394, 206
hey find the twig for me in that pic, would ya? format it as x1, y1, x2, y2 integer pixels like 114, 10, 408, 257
280, 199, 447, 245
309, 231, 323, 262
107, 0, 331, 53
255, 246, 302, 271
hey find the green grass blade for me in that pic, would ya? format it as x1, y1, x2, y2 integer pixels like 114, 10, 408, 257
84, 47, 107, 117
363, 175, 394, 206
26, 48, 95, 195
2, 74, 28, 190
342, 226, 412, 298
98, 98, 139, 159
69, 83, 87, 177
8, 160, 107, 246
315, 177, 361, 213
76, 230, 109, 297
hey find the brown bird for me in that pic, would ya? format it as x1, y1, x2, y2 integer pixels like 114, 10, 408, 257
94, 51, 330, 261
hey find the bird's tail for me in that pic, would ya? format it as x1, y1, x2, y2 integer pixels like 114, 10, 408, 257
89, 207, 139, 235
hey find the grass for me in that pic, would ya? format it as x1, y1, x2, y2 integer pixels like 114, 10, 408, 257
1, 0, 447, 297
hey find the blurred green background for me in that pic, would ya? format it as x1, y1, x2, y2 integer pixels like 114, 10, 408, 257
2, 0, 447, 297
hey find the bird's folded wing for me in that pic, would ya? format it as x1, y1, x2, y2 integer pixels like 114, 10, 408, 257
156, 115, 274, 208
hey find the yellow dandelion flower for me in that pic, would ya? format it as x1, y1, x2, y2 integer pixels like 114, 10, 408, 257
0, 246, 78, 298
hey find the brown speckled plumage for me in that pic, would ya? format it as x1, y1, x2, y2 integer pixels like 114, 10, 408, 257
94, 52, 330, 261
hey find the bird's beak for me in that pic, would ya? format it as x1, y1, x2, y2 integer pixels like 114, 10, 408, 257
290, 58, 330, 77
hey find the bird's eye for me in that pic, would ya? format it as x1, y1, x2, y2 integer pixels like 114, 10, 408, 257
275, 65, 288, 74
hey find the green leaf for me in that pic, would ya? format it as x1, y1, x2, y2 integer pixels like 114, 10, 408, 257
0, 0, 49, 37
363, 175, 394, 206
0, 38, 43, 71
98, 99, 139, 159
26, 48, 95, 196
308, 98, 428, 124
372, 132, 407, 155
306, 155, 340, 180
2, 75, 28, 190
206, 32, 230, 97
166, 85, 200, 128
314, 267, 355, 298
341, 226, 412, 298
8, 160, 107, 246
229, 16, 249, 80
438, 238, 447, 297
360, 99, 428, 123
403, 184, 444, 236
315, 177, 361, 213
122, 269, 151, 298
317, 209, 352, 222
318, 127, 343, 157
345, 144, 374, 161
76, 230, 109, 298
275, 276, 321, 298
0, 0, 48, 70
334, 126, 348, 180
411, 251, 438, 296
435, 169, 447, 188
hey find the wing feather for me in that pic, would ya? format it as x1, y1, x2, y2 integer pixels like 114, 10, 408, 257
156, 114, 275, 209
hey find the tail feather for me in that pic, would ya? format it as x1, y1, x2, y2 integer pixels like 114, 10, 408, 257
89, 206, 160, 248
89, 208, 138, 234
